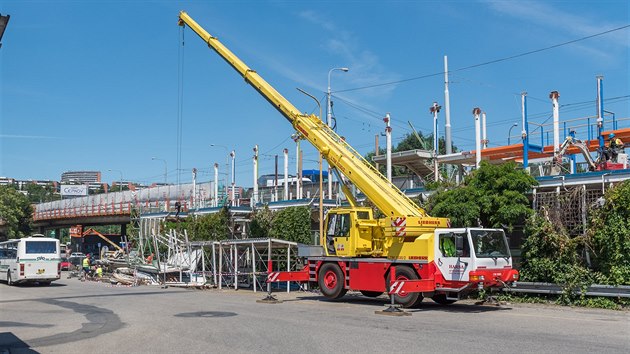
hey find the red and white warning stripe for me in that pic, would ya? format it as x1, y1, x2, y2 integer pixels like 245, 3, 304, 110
390, 280, 405, 295
392, 217, 407, 237
267, 272, 280, 282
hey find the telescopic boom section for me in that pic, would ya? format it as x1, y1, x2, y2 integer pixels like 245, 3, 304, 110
178, 11, 426, 218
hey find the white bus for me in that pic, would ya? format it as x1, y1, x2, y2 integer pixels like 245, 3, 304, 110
0, 235, 61, 285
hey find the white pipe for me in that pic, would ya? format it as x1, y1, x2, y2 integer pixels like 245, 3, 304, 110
253, 145, 258, 205
444, 55, 452, 155
213, 163, 219, 207
192, 168, 197, 209
384, 113, 392, 181
230, 150, 235, 206
295, 139, 300, 199
283, 148, 289, 200
551, 91, 560, 154
473, 108, 482, 168
431, 102, 440, 181
481, 112, 488, 149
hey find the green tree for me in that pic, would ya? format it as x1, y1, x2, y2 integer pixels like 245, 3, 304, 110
520, 213, 589, 284
588, 180, 630, 285
269, 206, 312, 244
250, 206, 274, 238
426, 161, 537, 230
189, 207, 230, 241
0, 186, 33, 239
23, 183, 60, 203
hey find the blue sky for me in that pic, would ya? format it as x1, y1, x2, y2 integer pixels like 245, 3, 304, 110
1, 0, 628, 187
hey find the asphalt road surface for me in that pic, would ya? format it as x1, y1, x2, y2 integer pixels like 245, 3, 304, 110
1, 275, 628, 353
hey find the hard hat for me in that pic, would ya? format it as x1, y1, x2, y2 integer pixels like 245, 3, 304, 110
609, 133, 615, 139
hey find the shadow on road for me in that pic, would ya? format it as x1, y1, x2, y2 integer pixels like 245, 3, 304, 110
0, 332, 39, 353
174, 311, 238, 318
290, 293, 512, 313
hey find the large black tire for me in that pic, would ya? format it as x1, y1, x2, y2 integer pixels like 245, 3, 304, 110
360, 290, 383, 298
318, 263, 347, 300
431, 294, 456, 305
386, 266, 422, 308
7, 271, 13, 286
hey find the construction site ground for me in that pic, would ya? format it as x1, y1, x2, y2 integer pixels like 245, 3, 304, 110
1, 274, 628, 353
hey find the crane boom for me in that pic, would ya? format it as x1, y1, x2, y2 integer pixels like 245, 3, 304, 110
178, 11, 426, 218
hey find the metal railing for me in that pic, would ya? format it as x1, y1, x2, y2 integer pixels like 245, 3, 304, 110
504, 281, 630, 298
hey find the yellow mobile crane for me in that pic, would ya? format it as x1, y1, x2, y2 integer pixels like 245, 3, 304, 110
178, 12, 518, 307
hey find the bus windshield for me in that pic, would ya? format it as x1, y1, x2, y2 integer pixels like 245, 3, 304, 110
25, 241, 57, 254
470, 230, 509, 258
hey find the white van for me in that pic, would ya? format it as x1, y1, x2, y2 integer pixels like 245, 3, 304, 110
0, 235, 61, 285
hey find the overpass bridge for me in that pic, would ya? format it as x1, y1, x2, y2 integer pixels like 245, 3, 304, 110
32, 182, 213, 232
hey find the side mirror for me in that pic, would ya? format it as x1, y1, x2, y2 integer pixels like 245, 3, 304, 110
455, 234, 464, 257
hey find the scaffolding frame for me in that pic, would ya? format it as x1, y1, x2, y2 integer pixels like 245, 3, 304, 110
191, 238, 301, 292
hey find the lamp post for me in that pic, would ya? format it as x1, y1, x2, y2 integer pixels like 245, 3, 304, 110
210, 144, 230, 201
508, 123, 519, 145
108, 169, 123, 192
327, 67, 349, 199
151, 157, 168, 184
296, 87, 323, 245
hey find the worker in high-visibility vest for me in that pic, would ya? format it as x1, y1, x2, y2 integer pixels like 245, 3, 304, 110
441, 237, 456, 257
95, 265, 103, 278
82, 254, 91, 274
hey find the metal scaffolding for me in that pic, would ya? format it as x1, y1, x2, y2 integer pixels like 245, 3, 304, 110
191, 238, 301, 292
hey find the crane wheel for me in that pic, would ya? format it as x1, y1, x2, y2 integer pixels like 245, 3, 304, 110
431, 294, 456, 305
360, 291, 383, 298
318, 263, 347, 300
386, 266, 422, 308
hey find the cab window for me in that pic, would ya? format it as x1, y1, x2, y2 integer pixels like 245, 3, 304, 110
439, 232, 469, 257
335, 214, 350, 237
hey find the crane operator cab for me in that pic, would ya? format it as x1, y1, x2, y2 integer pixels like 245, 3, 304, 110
325, 208, 376, 257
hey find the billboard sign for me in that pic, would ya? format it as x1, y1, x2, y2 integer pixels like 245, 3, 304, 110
61, 185, 88, 196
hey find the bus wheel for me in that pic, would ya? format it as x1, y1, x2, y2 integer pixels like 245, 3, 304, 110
360, 291, 383, 298
7, 271, 13, 286
318, 263, 347, 300
386, 266, 422, 308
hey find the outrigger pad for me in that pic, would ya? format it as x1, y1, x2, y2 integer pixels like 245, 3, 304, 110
256, 294, 283, 304
375, 305, 411, 317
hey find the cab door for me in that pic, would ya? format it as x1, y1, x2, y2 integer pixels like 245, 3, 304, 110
435, 230, 471, 282
324, 211, 352, 256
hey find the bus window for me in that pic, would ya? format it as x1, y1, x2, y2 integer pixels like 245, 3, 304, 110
26, 241, 57, 254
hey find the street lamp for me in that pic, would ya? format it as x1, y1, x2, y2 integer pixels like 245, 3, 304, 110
108, 169, 123, 192
327, 67, 349, 199
210, 144, 230, 200
508, 123, 519, 145
151, 157, 168, 184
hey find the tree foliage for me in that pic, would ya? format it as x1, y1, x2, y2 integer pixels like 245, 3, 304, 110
269, 206, 312, 244
23, 183, 60, 203
588, 180, 630, 285
249, 206, 274, 238
0, 186, 33, 239
426, 161, 537, 230
165, 207, 230, 241
520, 180, 630, 298
191, 209, 230, 241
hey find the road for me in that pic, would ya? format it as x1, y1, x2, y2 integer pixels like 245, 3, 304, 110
1, 275, 628, 353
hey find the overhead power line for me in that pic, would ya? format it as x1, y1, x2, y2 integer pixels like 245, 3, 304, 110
336, 24, 630, 94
